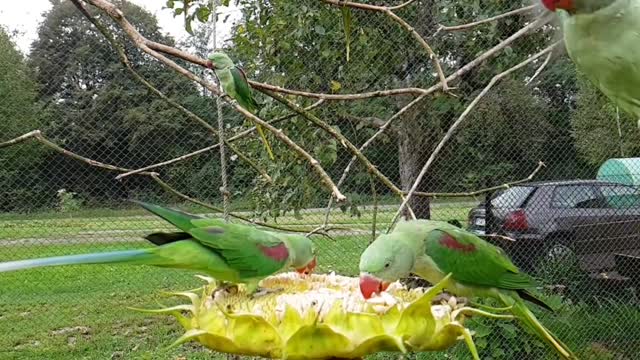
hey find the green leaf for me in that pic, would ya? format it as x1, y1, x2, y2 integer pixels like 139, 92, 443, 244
222, 0, 230, 6
341, 6, 351, 62
166, 0, 175, 9
196, 6, 211, 23
314, 25, 326, 35
330, 80, 342, 92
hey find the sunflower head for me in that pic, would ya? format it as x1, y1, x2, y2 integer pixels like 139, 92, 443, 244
137, 272, 506, 359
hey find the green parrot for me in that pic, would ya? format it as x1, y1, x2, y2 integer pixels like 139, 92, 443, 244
358, 219, 576, 359
541, 0, 640, 127
0, 201, 317, 296
206, 51, 275, 160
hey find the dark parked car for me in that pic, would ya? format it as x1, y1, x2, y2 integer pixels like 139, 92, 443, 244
467, 180, 640, 280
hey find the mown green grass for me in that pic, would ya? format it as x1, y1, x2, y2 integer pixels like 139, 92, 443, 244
0, 202, 472, 241
2, 203, 638, 359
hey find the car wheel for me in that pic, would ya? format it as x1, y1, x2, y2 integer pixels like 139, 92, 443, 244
537, 239, 581, 285
546, 243, 577, 264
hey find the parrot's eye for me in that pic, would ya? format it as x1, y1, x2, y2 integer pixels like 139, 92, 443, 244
384, 263, 390, 268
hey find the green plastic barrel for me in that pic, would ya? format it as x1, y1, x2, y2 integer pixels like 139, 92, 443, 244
597, 158, 640, 185
597, 158, 640, 208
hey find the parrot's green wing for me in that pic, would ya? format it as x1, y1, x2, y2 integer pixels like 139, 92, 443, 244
188, 219, 290, 278
134, 200, 288, 278
230, 66, 259, 113
425, 226, 537, 290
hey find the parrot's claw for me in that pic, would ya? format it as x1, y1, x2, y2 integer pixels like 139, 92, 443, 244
250, 287, 284, 299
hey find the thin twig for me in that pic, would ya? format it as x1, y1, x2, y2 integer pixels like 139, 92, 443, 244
210, 0, 231, 222
69, 0, 271, 184
526, 52, 552, 86
370, 175, 378, 243
321, 94, 428, 227
416, 161, 546, 198
436, 5, 537, 33
389, 42, 561, 229
388, 0, 418, 11
85, 0, 346, 202
114, 100, 324, 179
322, 0, 450, 92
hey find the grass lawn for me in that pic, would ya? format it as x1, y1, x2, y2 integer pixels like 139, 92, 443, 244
2, 202, 640, 359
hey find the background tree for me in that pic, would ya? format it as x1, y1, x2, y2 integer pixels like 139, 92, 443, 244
28, 0, 219, 207
572, 74, 640, 168
0, 28, 45, 211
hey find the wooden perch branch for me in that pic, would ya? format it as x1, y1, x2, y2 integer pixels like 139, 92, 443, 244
436, 5, 538, 33
84, 0, 346, 202
0, 130, 154, 175
390, 41, 561, 228
321, 0, 450, 92
114, 100, 324, 178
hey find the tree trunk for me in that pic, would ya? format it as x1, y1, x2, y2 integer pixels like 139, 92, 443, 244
396, 109, 432, 220
394, 0, 438, 220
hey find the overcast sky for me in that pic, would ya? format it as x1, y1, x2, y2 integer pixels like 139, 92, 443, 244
0, 0, 242, 54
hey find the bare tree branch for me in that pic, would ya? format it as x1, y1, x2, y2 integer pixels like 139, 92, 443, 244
339, 113, 390, 130
0, 130, 155, 175
70, 0, 272, 184
321, 0, 450, 92
390, 41, 561, 228
0, 130, 339, 236
412, 161, 546, 198
526, 52, 553, 86
83, 0, 346, 202
436, 5, 538, 33
114, 100, 324, 179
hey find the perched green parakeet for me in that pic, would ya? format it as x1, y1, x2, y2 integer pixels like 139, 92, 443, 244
0, 201, 317, 296
359, 219, 576, 359
206, 51, 275, 160
542, 0, 640, 127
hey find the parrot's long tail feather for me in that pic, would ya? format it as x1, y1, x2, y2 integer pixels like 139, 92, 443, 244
499, 293, 577, 359
0, 249, 153, 273
130, 200, 200, 232
254, 123, 275, 160
517, 288, 555, 312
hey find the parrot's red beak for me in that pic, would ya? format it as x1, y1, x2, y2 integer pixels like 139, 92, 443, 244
359, 274, 390, 300
206, 60, 214, 69
295, 256, 317, 276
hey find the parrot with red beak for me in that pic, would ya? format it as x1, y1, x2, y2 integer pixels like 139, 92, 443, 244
0, 201, 317, 297
358, 219, 576, 359
206, 51, 275, 160
541, 0, 640, 127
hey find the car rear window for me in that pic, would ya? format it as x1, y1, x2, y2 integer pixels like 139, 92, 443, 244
491, 186, 534, 208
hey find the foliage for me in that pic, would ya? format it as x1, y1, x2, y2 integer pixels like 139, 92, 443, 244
26, 0, 221, 208
0, 28, 46, 211
571, 74, 640, 167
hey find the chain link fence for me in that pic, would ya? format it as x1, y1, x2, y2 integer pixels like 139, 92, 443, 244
1, 0, 640, 359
